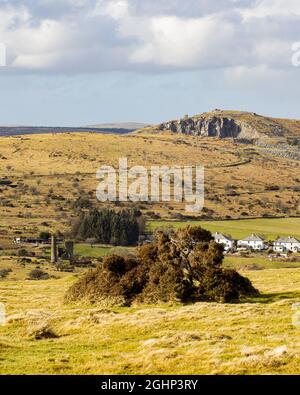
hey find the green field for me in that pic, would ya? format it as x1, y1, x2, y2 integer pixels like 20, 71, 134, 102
224, 255, 300, 270
74, 244, 113, 258
74, 244, 134, 259
40, 244, 133, 259
148, 217, 300, 241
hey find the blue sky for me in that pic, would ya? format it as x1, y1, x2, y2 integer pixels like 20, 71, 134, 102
0, 0, 300, 126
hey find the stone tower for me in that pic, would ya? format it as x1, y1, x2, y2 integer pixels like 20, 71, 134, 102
51, 235, 58, 264
65, 240, 74, 262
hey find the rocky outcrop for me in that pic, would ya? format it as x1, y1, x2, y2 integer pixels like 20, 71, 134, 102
158, 115, 261, 140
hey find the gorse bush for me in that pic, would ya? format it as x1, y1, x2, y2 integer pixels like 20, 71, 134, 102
17, 248, 29, 257
28, 269, 50, 280
66, 226, 259, 305
71, 208, 142, 246
72, 196, 92, 209
0, 268, 12, 278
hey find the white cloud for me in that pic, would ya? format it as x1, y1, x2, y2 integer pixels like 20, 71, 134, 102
11, 21, 75, 69
242, 0, 300, 19
122, 15, 236, 68
0, 0, 299, 73
89, 0, 129, 20
0, 4, 30, 33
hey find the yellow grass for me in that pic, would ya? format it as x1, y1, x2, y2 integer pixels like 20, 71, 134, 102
0, 258, 300, 375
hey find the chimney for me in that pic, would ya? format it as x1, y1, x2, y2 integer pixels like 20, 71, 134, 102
51, 235, 58, 264
65, 240, 74, 262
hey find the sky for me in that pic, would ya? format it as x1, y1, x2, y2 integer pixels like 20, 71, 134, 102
0, 0, 300, 126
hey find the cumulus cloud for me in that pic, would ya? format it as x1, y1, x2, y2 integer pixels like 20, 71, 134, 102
121, 15, 237, 68
0, 0, 299, 73
242, 0, 300, 19
90, 0, 129, 20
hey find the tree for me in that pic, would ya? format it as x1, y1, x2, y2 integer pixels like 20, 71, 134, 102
66, 226, 259, 306
39, 231, 51, 241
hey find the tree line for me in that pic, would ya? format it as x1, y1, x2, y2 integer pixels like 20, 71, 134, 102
71, 208, 143, 246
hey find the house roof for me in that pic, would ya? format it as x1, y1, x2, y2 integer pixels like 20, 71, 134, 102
275, 236, 300, 244
212, 232, 233, 241
240, 234, 264, 242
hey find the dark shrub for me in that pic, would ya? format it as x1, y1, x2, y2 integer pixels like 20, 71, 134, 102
17, 248, 29, 257
39, 232, 51, 241
28, 325, 58, 340
0, 268, 12, 278
28, 269, 50, 280
72, 196, 92, 209
194, 268, 258, 303
66, 226, 259, 306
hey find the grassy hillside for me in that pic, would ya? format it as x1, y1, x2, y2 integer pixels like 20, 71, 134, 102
87, 122, 149, 130
0, 263, 299, 374
0, 132, 299, 247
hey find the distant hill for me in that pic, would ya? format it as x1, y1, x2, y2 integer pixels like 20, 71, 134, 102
138, 110, 300, 143
0, 122, 149, 137
87, 122, 149, 130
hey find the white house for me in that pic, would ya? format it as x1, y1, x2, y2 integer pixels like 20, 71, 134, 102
213, 232, 234, 251
273, 236, 300, 253
237, 234, 266, 250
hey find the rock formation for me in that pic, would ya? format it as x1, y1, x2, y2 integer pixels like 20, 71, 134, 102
157, 110, 282, 140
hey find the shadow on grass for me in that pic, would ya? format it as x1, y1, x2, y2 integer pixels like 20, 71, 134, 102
243, 291, 300, 304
